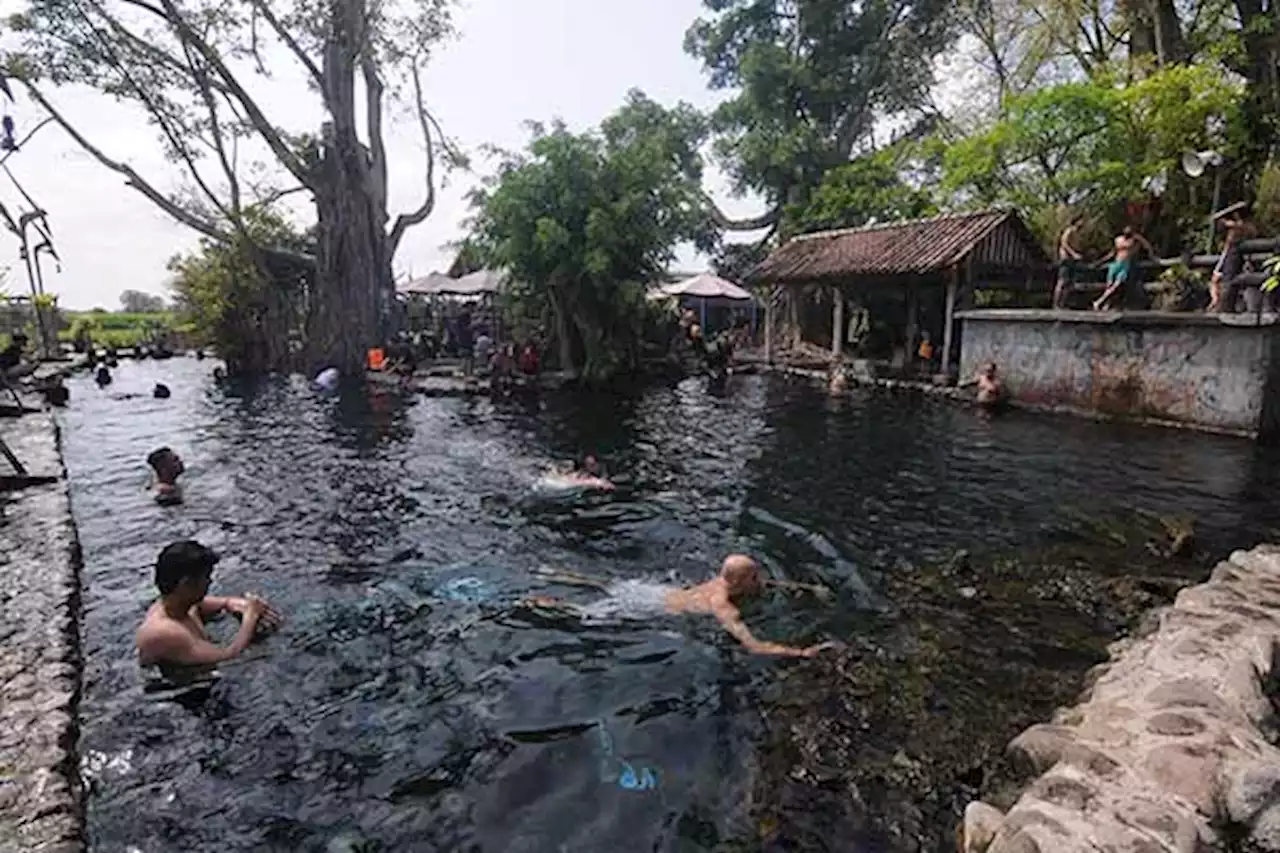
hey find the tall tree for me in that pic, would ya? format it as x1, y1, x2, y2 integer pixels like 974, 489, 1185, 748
119, 289, 167, 313
6, 0, 458, 373
468, 91, 715, 381
685, 0, 956, 231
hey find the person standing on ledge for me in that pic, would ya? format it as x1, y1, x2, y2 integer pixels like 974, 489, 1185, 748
1094, 226, 1154, 311
1209, 202, 1257, 313
1054, 214, 1086, 309
136, 541, 282, 677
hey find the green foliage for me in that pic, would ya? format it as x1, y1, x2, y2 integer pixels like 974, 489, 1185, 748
685, 0, 956, 215
1254, 165, 1280, 236
786, 149, 938, 234
1263, 256, 1280, 295
941, 62, 1245, 234
59, 312, 172, 348
468, 91, 713, 380
167, 208, 312, 372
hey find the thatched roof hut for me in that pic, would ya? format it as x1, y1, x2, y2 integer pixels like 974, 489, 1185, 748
749, 209, 1051, 373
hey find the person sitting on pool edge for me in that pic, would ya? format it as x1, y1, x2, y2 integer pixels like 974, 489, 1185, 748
136, 541, 282, 677
528, 555, 835, 659
147, 446, 186, 505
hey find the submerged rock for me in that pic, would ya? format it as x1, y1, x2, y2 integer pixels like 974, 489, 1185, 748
740, 523, 1204, 852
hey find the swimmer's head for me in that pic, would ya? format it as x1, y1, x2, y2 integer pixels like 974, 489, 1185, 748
153, 383, 171, 399
155, 540, 218, 602
147, 446, 184, 483
720, 554, 763, 599
982, 362, 997, 378
583, 455, 600, 475
213, 367, 226, 381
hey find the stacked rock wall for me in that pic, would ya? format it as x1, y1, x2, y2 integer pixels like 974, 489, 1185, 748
963, 545, 1280, 853
0, 413, 85, 853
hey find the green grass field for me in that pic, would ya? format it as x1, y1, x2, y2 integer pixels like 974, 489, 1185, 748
58, 311, 176, 348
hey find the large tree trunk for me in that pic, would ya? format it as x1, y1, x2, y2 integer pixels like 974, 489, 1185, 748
1234, 0, 1280, 163
305, 0, 386, 375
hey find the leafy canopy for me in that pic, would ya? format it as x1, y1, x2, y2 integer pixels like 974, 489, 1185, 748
942, 62, 1245, 213
786, 148, 938, 234
468, 91, 714, 378
685, 0, 955, 216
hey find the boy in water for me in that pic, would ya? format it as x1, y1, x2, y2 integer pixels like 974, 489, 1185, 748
528, 555, 833, 658
136, 541, 282, 679
147, 446, 185, 506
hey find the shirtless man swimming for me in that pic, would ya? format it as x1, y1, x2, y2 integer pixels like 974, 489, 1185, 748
1094, 226, 1154, 311
146, 446, 185, 506
136, 541, 282, 680
529, 555, 834, 658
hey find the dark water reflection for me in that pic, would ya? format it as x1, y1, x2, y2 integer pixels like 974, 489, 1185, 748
62, 360, 1280, 852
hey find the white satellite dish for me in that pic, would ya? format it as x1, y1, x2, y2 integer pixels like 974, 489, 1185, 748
1181, 150, 1222, 178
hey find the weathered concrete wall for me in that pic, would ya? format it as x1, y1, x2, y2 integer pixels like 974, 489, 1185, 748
957, 310, 1280, 438
961, 544, 1280, 853
0, 412, 85, 853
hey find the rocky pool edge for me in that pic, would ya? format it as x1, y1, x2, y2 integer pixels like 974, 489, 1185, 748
0, 410, 86, 853
961, 544, 1280, 853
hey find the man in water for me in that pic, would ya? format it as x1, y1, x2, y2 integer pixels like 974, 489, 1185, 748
1094, 226, 1154, 311
1209, 203, 1257, 313
960, 362, 1004, 408
136, 541, 282, 678
529, 555, 832, 658
147, 446, 185, 505
1054, 214, 1086, 309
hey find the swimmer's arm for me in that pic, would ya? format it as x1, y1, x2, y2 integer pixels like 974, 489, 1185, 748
713, 605, 814, 658
141, 615, 261, 667
197, 596, 234, 617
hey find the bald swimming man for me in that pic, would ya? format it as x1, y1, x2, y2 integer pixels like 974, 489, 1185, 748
528, 555, 835, 658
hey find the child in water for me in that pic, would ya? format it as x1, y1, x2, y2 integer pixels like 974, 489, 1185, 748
147, 446, 185, 506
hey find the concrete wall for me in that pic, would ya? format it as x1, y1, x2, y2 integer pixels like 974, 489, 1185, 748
957, 310, 1280, 439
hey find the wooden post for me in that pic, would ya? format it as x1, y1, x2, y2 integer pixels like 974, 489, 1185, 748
831, 285, 844, 361
942, 266, 959, 376
764, 285, 775, 364
904, 284, 919, 367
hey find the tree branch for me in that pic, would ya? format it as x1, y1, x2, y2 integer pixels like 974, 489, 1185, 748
23, 81, 230, 243
154, 0, 312, 187
364, 55, 388, 222
387, 58, 436, 255
23, 82, 316, 269
66, 0, 233, 223
246, 0, 326, 97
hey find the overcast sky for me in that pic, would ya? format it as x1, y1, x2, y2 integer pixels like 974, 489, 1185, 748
1, 0, 780, 310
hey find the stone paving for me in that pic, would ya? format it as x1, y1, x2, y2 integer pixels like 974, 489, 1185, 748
0, 410, 84, 853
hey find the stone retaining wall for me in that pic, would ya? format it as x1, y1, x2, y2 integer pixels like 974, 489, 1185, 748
962, 544, 1280, 853
0, 411, 85, 853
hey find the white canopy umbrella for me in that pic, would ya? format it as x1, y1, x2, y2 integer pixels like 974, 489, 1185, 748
660, 273, 757, 333
660, 273, 754, 301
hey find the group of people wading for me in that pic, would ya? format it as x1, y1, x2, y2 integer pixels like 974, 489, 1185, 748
1054, 204, 1258, 313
